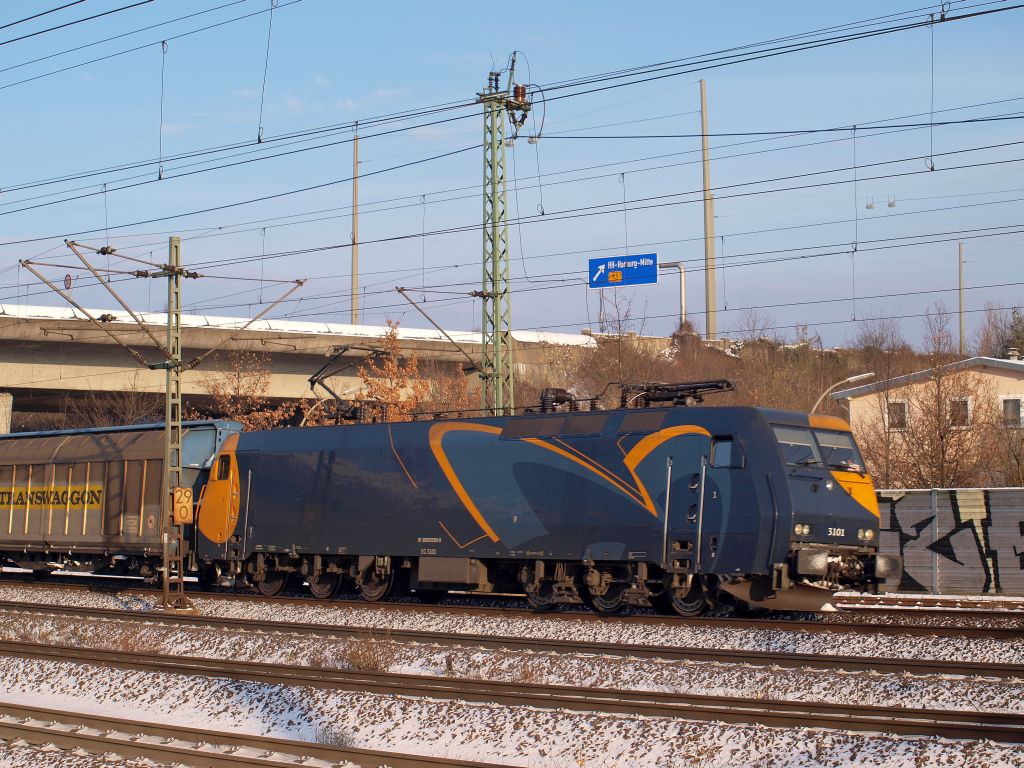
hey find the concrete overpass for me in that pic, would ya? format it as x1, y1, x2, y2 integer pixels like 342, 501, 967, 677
0, 304, 596, 422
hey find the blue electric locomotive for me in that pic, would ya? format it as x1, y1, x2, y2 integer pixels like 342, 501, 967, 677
193, 383, 901, 615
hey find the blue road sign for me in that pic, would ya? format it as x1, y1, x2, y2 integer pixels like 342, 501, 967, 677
588, 253, 659, 289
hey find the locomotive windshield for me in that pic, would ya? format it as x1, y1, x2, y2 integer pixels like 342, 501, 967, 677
814, 429, 865, 471
772, 426, 821, 465
772, 425, 866, 471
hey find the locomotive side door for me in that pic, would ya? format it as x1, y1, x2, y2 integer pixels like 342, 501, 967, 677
695, 436, 745, 574
661, 433, 714, 575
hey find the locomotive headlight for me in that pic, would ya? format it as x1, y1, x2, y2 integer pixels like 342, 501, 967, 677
794, 523, 810, 536
864, 528, 876, 541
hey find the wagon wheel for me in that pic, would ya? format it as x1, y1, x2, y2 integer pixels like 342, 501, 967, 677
256, 570, 290, 597
651, 579, 707, 618
524, 583, 557, 612
307, 571, 340, 600
358, 570, 394, 602
581, 582, 628, 616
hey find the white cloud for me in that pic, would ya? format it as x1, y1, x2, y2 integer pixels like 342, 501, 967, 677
335, 86, 410, 113
371, 87, 409, 100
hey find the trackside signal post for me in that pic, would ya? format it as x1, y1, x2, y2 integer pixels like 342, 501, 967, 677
476, 55, 530, 416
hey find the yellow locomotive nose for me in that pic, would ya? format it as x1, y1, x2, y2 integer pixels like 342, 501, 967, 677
830, 469, 880, 518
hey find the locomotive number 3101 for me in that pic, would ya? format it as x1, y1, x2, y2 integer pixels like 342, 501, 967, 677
827, 527, 846, 537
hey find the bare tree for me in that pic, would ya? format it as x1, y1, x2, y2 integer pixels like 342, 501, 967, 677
988, 419, 1024, 487
976, 303, 1012, 357
419, 359, 476, 415
731, 306, 777, 342
357, 320, 430, 422
41, 373, 164, 430
856, 307, 997, 488
189, 350, 297, 431
847, 317, 920, 487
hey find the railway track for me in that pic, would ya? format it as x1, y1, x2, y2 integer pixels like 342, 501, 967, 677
2, 577, 1021, 637
0, 701, 508, 768
838, 593, 1024, 611
1, 639, 1021, 742
2, 601, 1022, 678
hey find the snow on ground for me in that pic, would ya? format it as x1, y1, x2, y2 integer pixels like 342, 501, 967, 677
0, 740, 179, 768
0, 584, 1020, 665
0, 656, 1022, 768
1, 608, 1021, 715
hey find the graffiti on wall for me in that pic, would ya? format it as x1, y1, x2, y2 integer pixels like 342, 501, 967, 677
878, 488, 1024, 595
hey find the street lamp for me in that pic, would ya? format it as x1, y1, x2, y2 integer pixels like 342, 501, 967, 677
658, 261, 686, 332
811, 372, 875, 414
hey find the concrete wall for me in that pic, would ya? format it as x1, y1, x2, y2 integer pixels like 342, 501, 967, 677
877, 488, 1024, 596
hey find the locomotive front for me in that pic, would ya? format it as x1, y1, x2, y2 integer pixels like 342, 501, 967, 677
770, 414, 901, 602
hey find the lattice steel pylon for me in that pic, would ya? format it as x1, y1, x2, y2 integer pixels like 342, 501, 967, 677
477, 58, 530, 416
160, 236, 190, 611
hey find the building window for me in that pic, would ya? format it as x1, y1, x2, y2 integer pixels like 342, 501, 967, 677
949, 398, 970, 428
1004, 398, 1022, 428
886, 401, 908, 431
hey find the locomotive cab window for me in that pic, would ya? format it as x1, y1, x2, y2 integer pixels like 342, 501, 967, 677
814, 429, 865, 472
710, 437, 743, 468
216, 455, 231, 480
772, 425, 821, 466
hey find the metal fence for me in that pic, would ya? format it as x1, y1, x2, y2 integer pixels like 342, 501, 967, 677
877, 488, 1024, 596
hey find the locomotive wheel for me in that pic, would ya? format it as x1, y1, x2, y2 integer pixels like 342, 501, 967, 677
651, 580, 707, 617
525, 584, 557, 611
307, 571, 340, 600
256, 570, 290, 597
581, 582, 628, 615
358, 570, 394, 602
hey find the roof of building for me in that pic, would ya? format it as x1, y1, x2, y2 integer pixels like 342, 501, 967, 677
0, 303, 597, 348
831, 356, 1024, 400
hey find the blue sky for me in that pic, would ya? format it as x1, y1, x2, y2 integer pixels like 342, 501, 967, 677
0, 0, 1021, 348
